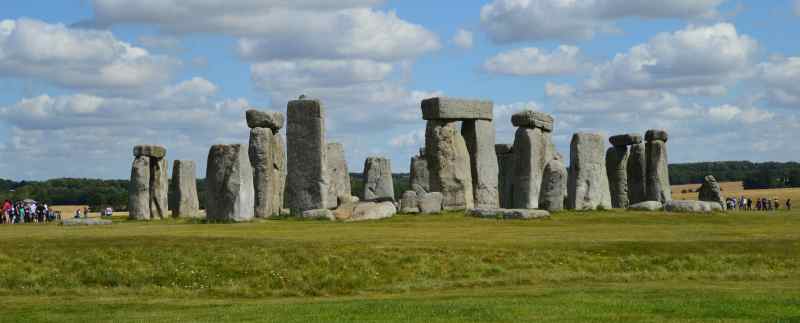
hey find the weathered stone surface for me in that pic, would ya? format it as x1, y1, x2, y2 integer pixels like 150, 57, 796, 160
326, 143, 352, 207
301, 209, 334, 220
462, 119, 499, 208
418, 192, 444, 214
206, 144, 255, 222
348, 202, 397, 221
629, 201, 663, 211
627, 143, 647, 205
133, 145, 166, 158
270, 133, 286, 214
362, 157, 395, 202
286, 98, 330, 214
646, 137, 672, 203
664, 200, 723, 213
249, 128, 275, 218
606, 146, 630, 208
645, 129, 669, 142
409, 155, 429, 194
333, 202, 358, 221
338, 195, 359, 205
512, 127, 554, 209
511, 110, 554, 132
567, 133, 612, 210
128, 156, 150, 220
170, 160, 199, 218
400, 190, 419, 213
466, 208, 550, 220
698, 175, 725, 207
496, 144, 515, 208
540, 158, 567, 212
149, 158, 169, 220
421, 97, 493, 120
61, 218, 113, 226
426, 120, 474, 210
245, 109, 284, 130
609, 134, 642, 147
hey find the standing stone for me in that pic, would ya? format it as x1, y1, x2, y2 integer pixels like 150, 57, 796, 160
698, 175, 725, 207
170, 160, 199, 218
206, 144, 254, 222
511, 127, 553, 209
418, 192, 444, 214
540, 158, 567, 212
409, 153, 429, 195
606, 145, 630, 208
270, 133, 286, 215
645, 130, 671, 203
627, 142, 647, 205
496, 144, 515, 209
362, 157, 394, 202
426, 120, 473, 210
567, 133, 612, 210
326, 143, 351, 206
462, 119, 500, 208
400, 190, 419, 213
128, 156, 150, 220
286, 98, 329, 214
249, 127, 275, 218
149, 158, 168, 220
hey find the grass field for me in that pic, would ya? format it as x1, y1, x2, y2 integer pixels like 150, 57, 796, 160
0, 210, 798, 322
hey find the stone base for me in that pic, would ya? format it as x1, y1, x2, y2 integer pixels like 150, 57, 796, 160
466, 208, 550, 220
664, 200, 723, 213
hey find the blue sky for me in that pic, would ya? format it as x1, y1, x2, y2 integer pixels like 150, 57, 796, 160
1, 0, 799, 180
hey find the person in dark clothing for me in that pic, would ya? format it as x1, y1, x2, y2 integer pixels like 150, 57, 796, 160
787, 199, 792, 211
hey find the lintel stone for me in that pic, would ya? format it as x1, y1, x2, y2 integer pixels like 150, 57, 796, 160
421, 97, 493, 121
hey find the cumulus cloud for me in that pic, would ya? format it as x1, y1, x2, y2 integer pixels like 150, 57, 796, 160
480, 0, 725, 43
0, 18, 177, 93
452, 29, 474, 49
484, 45, 583, 76
586, 23, 757, 93
758, 56, 800, 106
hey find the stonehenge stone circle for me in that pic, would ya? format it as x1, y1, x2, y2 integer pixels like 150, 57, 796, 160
409, 152, 430, 194
606, 145, 630, 208
540, 158, 567, 212
495, 144, 515, 208
206, 144, 254, 222
462, 119, 500, 208
511, 110, 554, 132
170, 160, 199, 218
326, 143, 352, 207
245, 109, 285, 131
128, 156, 151, 220
567, 133, 612, 210
698, 175, 725, 207
645, 129, 672, 203
421, 97, 493, 120
426, 120, 474, 210
286, 98, 330, 214
362, 157, 395, 202
627, 142, 648, 205
511, 124, 554, 209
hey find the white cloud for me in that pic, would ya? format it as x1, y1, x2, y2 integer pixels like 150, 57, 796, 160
545, 82, 576, 97
586, 23, 757, 93
0, 18, 177, 93
758, 56, 800, 106
480, 0, 724, 43
484, 45, 583, 76
452, 29, 473, 49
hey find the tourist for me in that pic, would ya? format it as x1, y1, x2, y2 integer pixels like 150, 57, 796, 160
787, 199, 792, 211
774, 199, 780, 211
104, 207, 113, 217
74, 209, 82, 219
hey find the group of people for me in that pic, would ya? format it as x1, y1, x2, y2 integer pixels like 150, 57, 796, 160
1, 199, 61, 224
724, 196, 791, 211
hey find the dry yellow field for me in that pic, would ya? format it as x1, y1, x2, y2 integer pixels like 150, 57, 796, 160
672, 181, 800, 204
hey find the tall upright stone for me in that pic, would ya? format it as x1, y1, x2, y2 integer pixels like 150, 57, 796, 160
567, 133, 612, 210
462, 119, 500, 208
627, 142, 647, 205
249, 127, 275, 218
409, 150, 429, 194
149, 158, 168, 220
540, 158, 567, 212
362, 157, 395, 202
645, 129, 671, 203
425, 120, 474, 210
286, 98, 329, 214
129, 156, 150, 220
270, 133, 286, 214
327, 142, 352, 205
206, 144, 254, 222
495, 144, 514, 208
510, 110, 555, 209
607, 133, 640, 209
170, 160, 199, 218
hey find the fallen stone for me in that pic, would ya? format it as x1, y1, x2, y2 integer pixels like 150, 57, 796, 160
301, 209, 335, 220
206, 144, 255, 222
426, 120, 473, 210
418, 192, 444, 214
149, 158, 169, 220
567, 133, 612, 210
133, 145, 166, 159
61, 218, 113, 226
512, 127, 554, 209
338, 195, 359, 205
664, 200, 723, 213
628, 201, 663, 211
466, 208, 550, 220
245, 109, 284, 131
606, 146, 630, 208
462, 119, 499, 208
609, 134, 642, 147
286, 98, 330, 214
421, 97, 493, 120
511, 110, 554, 132
698, 175, 725, 207
128, 156, 151, 220
348, 202, 397, 222
400, 190, 419, 213
326, 142, 351, 207
645, 129, 669, 142
627, 143, 647, 205
496, 144, 514, 209
170, 160, 200, 218
540, 158, 567, 212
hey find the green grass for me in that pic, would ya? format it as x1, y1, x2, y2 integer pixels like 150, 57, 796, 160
0, 210, 798, 322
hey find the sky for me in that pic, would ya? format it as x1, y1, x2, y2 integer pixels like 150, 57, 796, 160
1, 0, 799, 180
